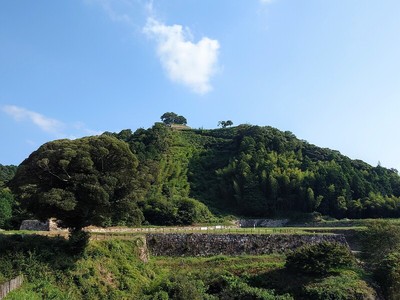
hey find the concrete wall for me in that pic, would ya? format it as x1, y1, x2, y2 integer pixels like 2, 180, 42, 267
0, 275, 23, 299
146, 233, 348, 257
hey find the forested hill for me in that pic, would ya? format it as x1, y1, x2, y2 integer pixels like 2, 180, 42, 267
0, 164, 17, 185
9, 123, 400, 228
109, 123, 400, 220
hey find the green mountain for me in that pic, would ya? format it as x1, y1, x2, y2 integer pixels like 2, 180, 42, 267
109, 123, 400, 222
9, 123, 400, 227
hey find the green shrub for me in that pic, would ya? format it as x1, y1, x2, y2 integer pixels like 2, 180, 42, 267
144, 274, 214, 300
215, 275, 293, 300
303, 270, 376, 300
285, 242, 355, 275
374, 251, 400, 300
360, 220, 400, 266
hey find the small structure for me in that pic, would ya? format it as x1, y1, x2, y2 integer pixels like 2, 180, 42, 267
169, 124, 191, 131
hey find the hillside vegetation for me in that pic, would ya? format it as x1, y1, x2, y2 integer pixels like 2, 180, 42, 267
0, 234, 376, 300
7, 123, 400, 228
110, 123, 400, 223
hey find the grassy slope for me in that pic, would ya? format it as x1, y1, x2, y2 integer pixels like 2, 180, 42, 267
1, 234, 376, 300
2, 236, 153, 300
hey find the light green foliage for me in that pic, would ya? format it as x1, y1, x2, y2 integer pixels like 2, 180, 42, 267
111, 124, 214, 225
303, 270, 376, 300
0, 235, 377, 300
144, 274, 214, 300
0, 236, 155, 299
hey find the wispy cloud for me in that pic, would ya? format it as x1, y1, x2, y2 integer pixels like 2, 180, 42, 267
85, 0, 136, 25
2, 105, 102, 138
73, 122, 103, 136
3, 105, 64, 135
259, 0, 275, 4
143, 17, 220, 94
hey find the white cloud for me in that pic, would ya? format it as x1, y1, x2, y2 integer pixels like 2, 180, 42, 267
143, 17, 220, 94
2, 105, 102, 138
3, 105, 64, 134
260, 0, 275, 4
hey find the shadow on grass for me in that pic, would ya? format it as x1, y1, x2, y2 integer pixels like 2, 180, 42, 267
0, 234, 83, 281
249, 267, 317, 298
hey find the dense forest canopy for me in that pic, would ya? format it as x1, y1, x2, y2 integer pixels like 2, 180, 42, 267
6, 123, 400, 228
0, 164, 17, 185
109, 123, 400, 221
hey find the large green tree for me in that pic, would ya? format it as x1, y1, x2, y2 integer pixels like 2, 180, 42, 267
160, 112, 187, 125
10, 135, 143, 231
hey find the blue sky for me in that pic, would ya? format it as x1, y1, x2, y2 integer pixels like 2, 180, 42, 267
1, 0, 400, 170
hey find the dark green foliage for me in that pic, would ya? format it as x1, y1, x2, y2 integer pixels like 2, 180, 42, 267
0, 188, 13, 228
0, 164, 17, 184
144, 273, 293, 300
90, 124, 400, 224
10, 135, 143, 230
68, 230, 90, 255
10, 123, 400, 227
359, 221, 400, 299
161, 112, 187, 125
374, 252, 400, 300
285, 242, 355, 275
360, 220, 400, 265
218, 120, 233, 128
0, 234, 76, 281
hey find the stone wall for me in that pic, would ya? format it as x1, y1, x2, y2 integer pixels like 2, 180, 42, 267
19, 219, 61, 231
146, 233, 347, 257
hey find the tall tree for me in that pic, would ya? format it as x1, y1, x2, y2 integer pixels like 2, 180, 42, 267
10, 135, 142, 231
161, 112, 187, 125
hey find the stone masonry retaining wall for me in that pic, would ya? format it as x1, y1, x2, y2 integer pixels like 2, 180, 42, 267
146, 233, 348, 257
